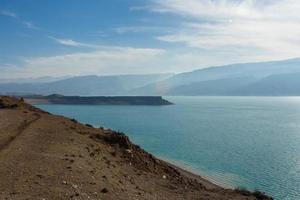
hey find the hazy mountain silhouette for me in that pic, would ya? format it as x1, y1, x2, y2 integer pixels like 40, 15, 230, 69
0, 74, 172, 96
1, 58, 300, 96
132, 58, 300, 96
231, 73, 300, 96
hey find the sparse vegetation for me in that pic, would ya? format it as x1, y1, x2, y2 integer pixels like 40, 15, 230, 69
71, 118, 78, 123
85, 123, 93, 127
235, 187, 272, 200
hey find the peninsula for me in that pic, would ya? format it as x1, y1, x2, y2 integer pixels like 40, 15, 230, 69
0, 96, 272, 200
23, 94, 173, 105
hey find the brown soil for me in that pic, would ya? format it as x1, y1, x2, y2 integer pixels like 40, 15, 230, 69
0, 96, 272, 200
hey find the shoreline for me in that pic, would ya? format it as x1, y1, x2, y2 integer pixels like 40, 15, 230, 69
37, 108, 236, 191
159, 157, 234, 190
74, 123, 233, 191
84, 124, 232, 190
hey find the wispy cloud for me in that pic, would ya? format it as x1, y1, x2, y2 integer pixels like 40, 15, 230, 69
49, 37, 101, 48
0, 10, 18, 18
22, 21, 37, 29
2, 47, 166, 78
150, 0, 300, 61
1, 10, 37, 30
114, 26, 172, 34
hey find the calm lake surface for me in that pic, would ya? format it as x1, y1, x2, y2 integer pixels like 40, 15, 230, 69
38, 96, 300, 200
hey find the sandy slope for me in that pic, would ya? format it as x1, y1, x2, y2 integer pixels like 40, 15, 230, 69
0, 97, 272, 200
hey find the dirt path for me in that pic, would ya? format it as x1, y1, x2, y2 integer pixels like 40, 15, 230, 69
0, 113, 40, 152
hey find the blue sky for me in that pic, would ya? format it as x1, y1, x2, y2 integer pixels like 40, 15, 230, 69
1, 0, 300, 78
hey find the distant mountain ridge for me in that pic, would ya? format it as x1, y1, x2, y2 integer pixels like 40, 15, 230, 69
0, 76, 71, 84
231, 73, 300, 96
131, 58, 300, 95
0, 73, 173, 96
1, 58, 300, 96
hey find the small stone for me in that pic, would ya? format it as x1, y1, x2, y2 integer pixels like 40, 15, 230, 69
162, 175, 167, 179
101, 188, 108, 193
126, 149, 132, 153
36, 174, 43, 178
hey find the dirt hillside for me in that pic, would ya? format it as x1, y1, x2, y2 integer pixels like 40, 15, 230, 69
0, 96, 272, 200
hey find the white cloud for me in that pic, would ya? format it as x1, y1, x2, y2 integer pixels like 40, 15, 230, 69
1, 10, 38, 30
2, 47, 166, 78
58, 39, 82, 46
50, 37, 100, 48
22, 21, 37, 29
152, 0, 267, 20
152, 0, 300, 61
0, 10, 18, 18
114, 26, 172, 34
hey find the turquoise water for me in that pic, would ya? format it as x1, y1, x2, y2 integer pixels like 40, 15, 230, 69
38, 96, 300, 200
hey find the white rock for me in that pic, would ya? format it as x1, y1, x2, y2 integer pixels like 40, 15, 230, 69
126, 149, 132, 153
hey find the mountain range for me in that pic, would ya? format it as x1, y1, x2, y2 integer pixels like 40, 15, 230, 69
1, 58, 300, 96
0, 74, 173, 96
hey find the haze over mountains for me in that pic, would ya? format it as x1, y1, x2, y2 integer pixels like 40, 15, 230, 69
0, 74, 173, 96
1, 58, 300, 96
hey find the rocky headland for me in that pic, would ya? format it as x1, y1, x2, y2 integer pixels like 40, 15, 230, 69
23, 94, 173, 105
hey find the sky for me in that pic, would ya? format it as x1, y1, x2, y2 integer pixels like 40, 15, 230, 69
1, 0, 300, 79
